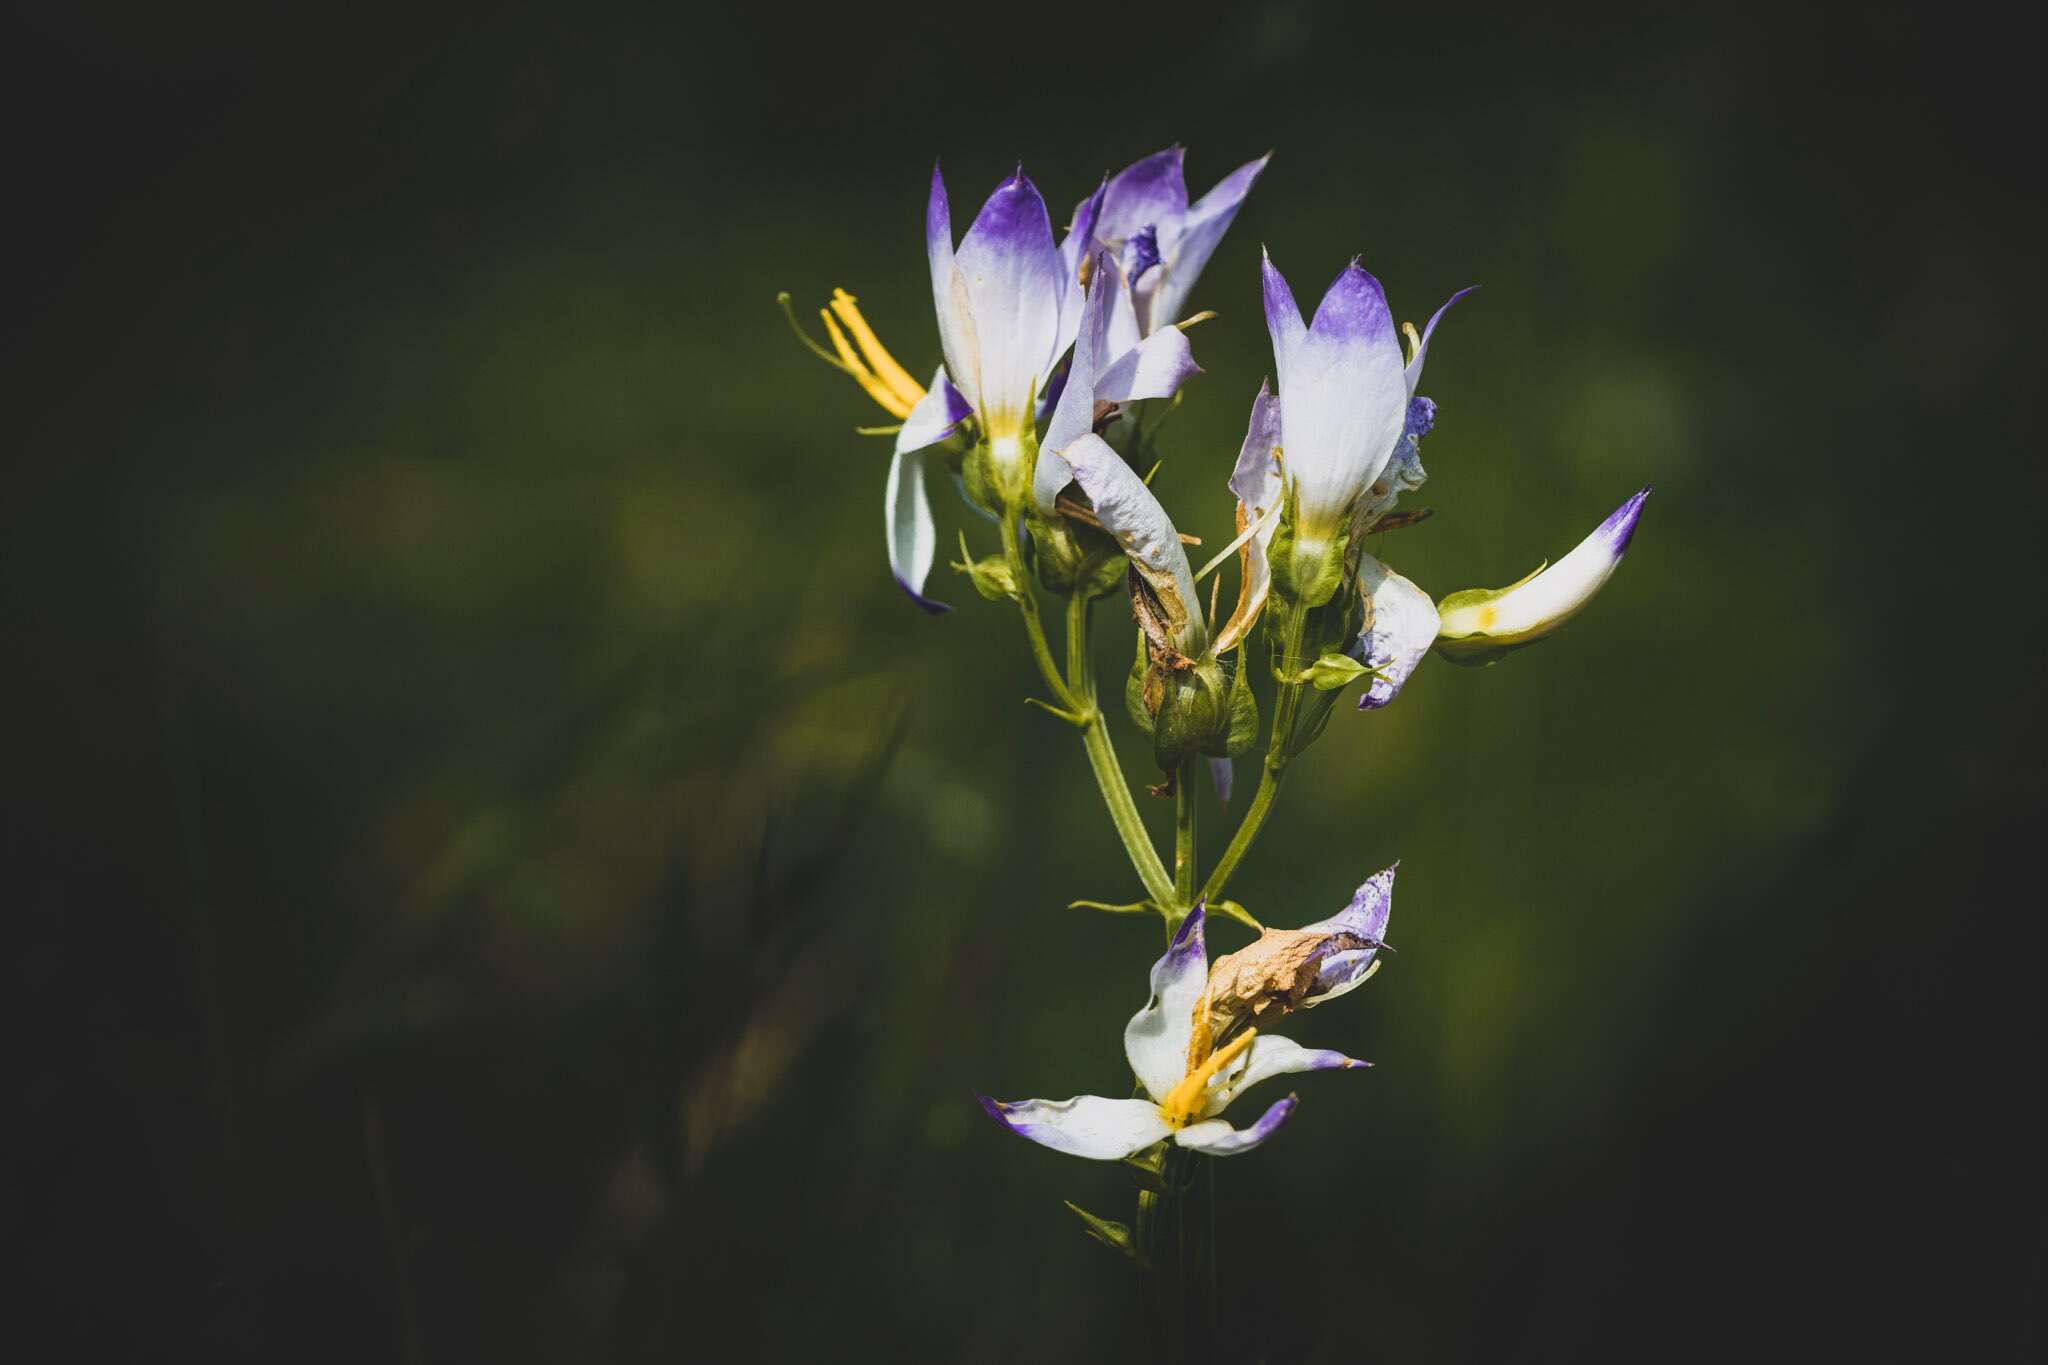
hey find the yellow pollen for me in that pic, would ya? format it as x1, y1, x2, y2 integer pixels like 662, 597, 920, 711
827, 288, 926, 418
1476, 606, 1498, 629
1159, 1028, 1257, 1129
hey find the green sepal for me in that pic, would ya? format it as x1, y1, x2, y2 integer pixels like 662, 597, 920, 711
1025, 508, 1128, 599
1209, 899, 1263, 931
1224, 655, 1258, 757
1121, 1144, 1168, 1190
1063, 1201, 1136, 1259
1151, 658, 1232, 770
1125, 628, 1156, 737
1301, 651, 1369, 690
959, 441, 1003, 519
950, 532, 1021, 603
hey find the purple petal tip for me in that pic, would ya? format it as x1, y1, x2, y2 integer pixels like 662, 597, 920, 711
894, 576, 953, 615
1171, 903, 1206, 950
1602, 486, 1653, 554
977, 1095, 1016, 1131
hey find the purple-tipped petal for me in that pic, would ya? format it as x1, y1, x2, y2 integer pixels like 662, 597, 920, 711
980, 1093, 1173, 1160
1306, 260, 1398, 349
1055, 175, 1108, 358
1124, 903, 1209, 1103
1405, 285, 1476, 396
1298, 863, 1397, 1001
1280, 261, 1409, 537
1210, 1034, 1366, 1113
1095, 147, 1190, 245
895, 365, 972, 455
954, 172, 1064, 434
1435, 488, 1652, 657
1260, 251, 1307, 388
1352, 555, 1438, 710
1173, 1094, 1297, 1156
1149, 150, 1269, 330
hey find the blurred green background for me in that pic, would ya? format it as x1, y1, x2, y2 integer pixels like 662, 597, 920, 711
8, 3, 2042, 1360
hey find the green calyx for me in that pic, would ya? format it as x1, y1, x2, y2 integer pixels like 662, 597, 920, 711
1025, 507, 1127, 598
951, 532, 1022, 603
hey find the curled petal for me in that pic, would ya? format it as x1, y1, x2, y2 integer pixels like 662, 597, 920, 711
896, 365, 972, 455
1124, 905, 1209, 1103
1214, 382, 1283, 653
979, 1094, 1172, 1160
1064, 434, 1205, 656
1435, 487, 1652, 663
1353, 555, 1438, 710
1095, 324, 1199, 405
1404, 286, 1476, 397
1055, 176, 1108, 358
1207, 1035, 1364, 1116
1298, 863, 1396, 1003
1173, 1094, 1297, 1156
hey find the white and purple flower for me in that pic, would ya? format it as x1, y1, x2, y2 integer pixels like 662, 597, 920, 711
979, 869, 1397, 1162
1434, 487, 1653, 663
1258, 252, 1471, 587
1068, 146, 1270, 341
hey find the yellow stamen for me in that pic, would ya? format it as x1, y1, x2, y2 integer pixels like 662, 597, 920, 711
1158, 1028, 1257, 1129
829, 288, 927, 415
819, 309, 916, 420
1401, 320, 1422, 366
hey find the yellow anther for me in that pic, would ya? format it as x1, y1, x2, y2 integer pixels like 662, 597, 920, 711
1401, 321, 1422, 366
1158, 1028, 1257, 1128
819, 309, 916, 420
828, 288, 927, 416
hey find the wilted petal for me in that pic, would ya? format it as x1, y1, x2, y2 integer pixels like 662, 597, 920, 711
1298, 863, 1396, 1003
1283, 261, 1409, 537
1353, 555, 1438, 709
1173, 1095, 1297, 1156
1207, 1034, 1364, 1115
1404, 286, 1476, 397
1124, 905, 1209, 1103
953, 172, 1063, 436
1214, 382, 1283, 653
979, 1094, 1172, 1160
1148, 151, 1270, 331
1435, 487, 1651, 663
1064, 434, 1205, 656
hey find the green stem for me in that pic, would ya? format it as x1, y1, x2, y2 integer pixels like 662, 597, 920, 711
1198, 606, 1309, 908
1174, 757, 1198, 909
998, 519, 1176, 907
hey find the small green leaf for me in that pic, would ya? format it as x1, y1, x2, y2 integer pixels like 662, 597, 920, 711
1301, 652, 1369, 690
1063, 1201, 1136, 1259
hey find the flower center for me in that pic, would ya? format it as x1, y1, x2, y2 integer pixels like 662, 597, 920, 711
1158, 1027, 1257, 1129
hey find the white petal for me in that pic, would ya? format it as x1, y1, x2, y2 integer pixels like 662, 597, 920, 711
1096, 326, 1199, 406
1353, 555, 1438, 710
1205, 1035, 1364, 1117
980, 1094, 1172, 1160
1123, 905, 1209, 1103
1435, 488, 1650, 657
884, 441, 947, 614
1064, 434, 1205, 656
1173, 1095, 1298, 1156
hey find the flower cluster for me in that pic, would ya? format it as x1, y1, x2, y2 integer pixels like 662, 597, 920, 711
784, 146, 1649, 1181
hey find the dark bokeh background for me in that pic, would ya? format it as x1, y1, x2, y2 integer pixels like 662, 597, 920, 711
8, 3, 2043, 1360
